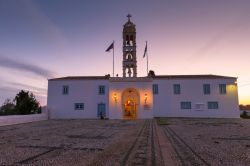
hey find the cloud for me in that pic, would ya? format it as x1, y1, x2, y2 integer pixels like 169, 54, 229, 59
7, 82, 47, 96
0, 85, 47, 106
185, 8, 250, 63
0, 80, 48, 105
0, 56, 55, 78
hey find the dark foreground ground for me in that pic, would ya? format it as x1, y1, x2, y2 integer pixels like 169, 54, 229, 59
159, 118, 250, 166
0, 120, 163, 166
0, 118, 250, 166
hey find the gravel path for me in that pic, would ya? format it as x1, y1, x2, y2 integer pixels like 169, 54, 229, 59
121, 120, 163, 166
158, 118, 250, 166
1, 118, 249, 166
0, 119, 163, 166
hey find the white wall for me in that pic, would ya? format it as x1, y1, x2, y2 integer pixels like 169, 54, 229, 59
0, 113, 48, 126
153, 78, 239, 118
47, 77, 240, 119
47, 79, 109, 119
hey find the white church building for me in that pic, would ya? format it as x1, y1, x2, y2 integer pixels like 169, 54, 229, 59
47, 15, 239, 119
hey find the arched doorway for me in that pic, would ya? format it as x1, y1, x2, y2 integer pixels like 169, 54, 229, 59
122, 88, 140, 119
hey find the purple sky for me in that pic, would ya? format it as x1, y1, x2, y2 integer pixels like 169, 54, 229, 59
0, 0, 250, 106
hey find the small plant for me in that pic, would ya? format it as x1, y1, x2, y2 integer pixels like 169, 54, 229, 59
155, 117, 170, 125
240, 111, 250, 119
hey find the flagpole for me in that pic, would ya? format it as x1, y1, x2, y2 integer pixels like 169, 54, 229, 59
113, 40, 114, 77
146, 41, 148, 75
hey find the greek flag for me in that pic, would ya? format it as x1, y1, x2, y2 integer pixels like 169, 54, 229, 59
105, 42, 114, 52
143, 42, 147, 58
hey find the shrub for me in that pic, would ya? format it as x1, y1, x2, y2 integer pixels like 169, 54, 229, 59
155, 117, 170, 125
0, 99, 16, 115
240, 111, 250, 119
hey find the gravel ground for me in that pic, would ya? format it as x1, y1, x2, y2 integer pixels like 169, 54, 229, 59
1, 118, 249, 166
0, 119, 163, 166
159, 118, 250, 166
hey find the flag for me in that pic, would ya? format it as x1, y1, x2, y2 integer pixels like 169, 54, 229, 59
105, 42, 114, 52
143, 42, 147, 58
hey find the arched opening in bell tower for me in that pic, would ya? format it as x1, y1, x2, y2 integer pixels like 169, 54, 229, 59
126, 53, 133, 61
125, 67, 134, 77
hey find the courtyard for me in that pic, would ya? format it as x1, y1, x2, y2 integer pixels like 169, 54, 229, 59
0, 118, 249, 165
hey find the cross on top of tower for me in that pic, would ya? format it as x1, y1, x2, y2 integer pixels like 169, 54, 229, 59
127, 14, 132, 22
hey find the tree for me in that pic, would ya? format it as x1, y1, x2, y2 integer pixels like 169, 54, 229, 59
239, 104, 250, 110
0, 99, 16, 115
14, 90, 41, 115
0, 90, 41, 116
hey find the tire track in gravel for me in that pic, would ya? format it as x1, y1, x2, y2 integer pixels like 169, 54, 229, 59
121, 120, 160, 166
163, 126, 210, 166
121, 120, 148, 166
151, 120, 156, 166
15, 123, 116, 165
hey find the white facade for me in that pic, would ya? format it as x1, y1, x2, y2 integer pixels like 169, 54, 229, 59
152, 77, 239, 118
47, 75, 239, 119
48, 78, 109, 119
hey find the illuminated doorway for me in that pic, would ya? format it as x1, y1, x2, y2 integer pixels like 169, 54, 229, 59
122, 88, 139, 119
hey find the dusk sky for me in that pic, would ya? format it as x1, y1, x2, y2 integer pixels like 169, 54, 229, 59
0, 0, 250, 106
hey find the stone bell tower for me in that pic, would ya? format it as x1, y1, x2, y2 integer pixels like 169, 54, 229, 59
122, 14, 137, 77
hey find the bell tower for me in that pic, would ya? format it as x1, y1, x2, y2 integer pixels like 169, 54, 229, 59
122, 14, 137, 77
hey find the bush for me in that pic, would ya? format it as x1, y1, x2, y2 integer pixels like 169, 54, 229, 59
0, 99, 16, 115
148, 70, 156, 78
155, 117, 170, 125
240, 111, 250, 119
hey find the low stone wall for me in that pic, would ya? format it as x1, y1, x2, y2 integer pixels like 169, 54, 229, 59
0, 113, 48, 126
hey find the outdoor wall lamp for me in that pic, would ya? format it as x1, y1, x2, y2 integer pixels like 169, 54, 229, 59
114, 93, 117, 102
144, 93, 148, 104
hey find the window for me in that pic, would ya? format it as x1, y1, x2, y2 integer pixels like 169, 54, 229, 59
99, 85, 105, 95
203, 84, 210, 95
219, 84, 227, 94
173, 84, 181, 94
181, 102, 192, 109
62, 85, 69, 95
208, 102, 219, 109
75, 103, 84, 110
152, 84, 158, 94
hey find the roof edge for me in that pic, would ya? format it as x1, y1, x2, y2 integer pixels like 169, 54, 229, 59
152, 74, 237, 79
49, 76, 110, 81
49, 74, 237, 81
